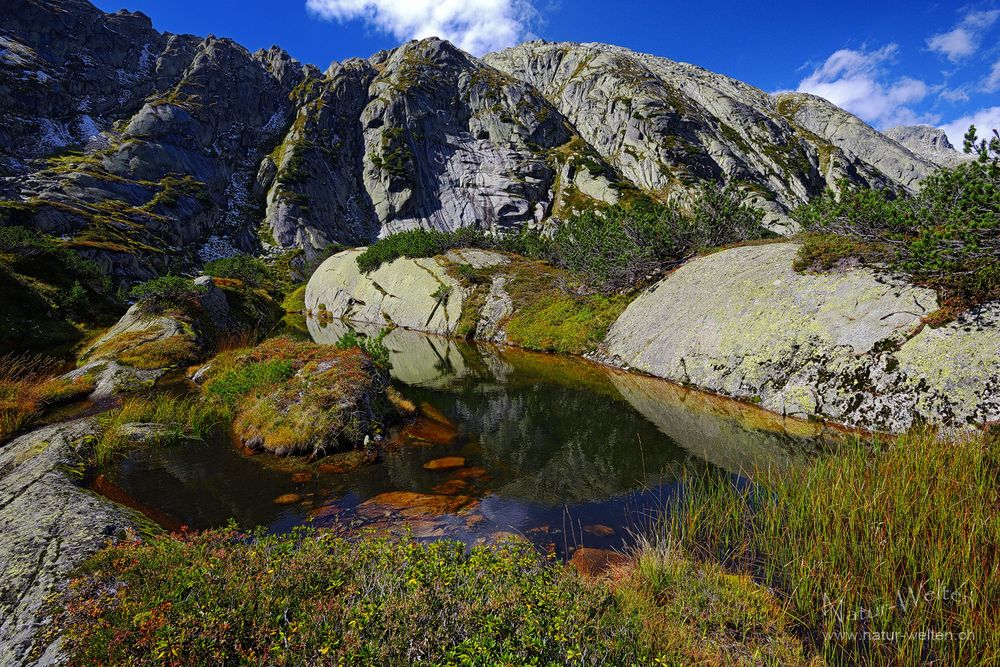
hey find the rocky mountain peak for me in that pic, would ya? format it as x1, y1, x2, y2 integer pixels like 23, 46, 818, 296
883, 124, 972, 168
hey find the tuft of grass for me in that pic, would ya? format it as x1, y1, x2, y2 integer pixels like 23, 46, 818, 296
792, 232, 886, 272
615, 538, 812, 665
661, 429, 1000, 665
93, 395, 230, 465
0, 353, 94, 443
203, 359, 295, 407
58, 529, 810, 666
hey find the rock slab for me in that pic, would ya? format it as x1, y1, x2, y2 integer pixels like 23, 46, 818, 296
604, 242, 1000, 432
0, 420, 136, 666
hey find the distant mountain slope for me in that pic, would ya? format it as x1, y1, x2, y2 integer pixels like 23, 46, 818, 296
883, 124, 973, 168
1, 2, 947, 282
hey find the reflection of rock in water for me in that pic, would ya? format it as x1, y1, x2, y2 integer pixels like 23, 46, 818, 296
608, 371, 821, 476
306, 317, 468, 388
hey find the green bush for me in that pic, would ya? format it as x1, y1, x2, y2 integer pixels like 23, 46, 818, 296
355, 227, 496, 273
551, 184, 769, 291
129, 275, 205, 315
793, 124, 1000, 309
202, 254, 275, 289
356, 184, 768, 293
335, 328, 391, 368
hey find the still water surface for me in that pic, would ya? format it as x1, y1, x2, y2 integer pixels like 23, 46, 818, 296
108, 321, 823, 555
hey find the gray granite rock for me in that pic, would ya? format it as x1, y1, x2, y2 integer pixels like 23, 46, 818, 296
883, 124, 974, 168
0, 420, 137, 665
604, 243, 1000, 432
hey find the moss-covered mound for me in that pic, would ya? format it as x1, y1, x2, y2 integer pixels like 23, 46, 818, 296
82, 275, 283, 374
203, 336, 391, 456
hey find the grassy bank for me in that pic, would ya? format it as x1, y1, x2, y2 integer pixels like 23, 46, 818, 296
660, 429, 1000, 665
58, 528, 810, 665
0, 353, 95, 443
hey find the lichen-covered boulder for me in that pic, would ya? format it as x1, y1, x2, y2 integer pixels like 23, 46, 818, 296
0, 419, 136, 665
604, 242, 1000, 432
305, 249, 464, 335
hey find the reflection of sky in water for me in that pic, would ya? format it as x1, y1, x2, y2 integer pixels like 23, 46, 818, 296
109, 326, 821, 555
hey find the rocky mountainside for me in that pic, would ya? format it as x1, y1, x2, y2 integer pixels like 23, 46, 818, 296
884, 124, 973, 168
1, 1, 949, 282
486, 43, 939, 229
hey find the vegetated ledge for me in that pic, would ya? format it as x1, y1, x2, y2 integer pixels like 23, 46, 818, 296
305, 242, 1000, 434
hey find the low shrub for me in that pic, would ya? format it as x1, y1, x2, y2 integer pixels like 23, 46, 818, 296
129, 275, 205, 316
355, 227, 496, 274
58, 529, 809, 665
793, 125, 1000, 312
356, 184, 769, 293
203, 254, 275, 290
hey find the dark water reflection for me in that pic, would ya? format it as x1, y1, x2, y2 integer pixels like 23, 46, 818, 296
109, 320, 824, 555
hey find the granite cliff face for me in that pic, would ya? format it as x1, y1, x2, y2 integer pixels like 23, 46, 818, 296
486, 43, 939, 230
2, 1, 950, 281
883, 124, 973, 168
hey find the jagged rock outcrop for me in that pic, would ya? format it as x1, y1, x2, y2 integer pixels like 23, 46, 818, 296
486, 42, 940, 228
774, 93, 938, 191
257, 38, 621, 262
0, 419, 137, 665
2, 0, 303, 281
884, 124, 973, 168
603, 243, 1000, 432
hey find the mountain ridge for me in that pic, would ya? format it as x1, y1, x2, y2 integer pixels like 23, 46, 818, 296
0, 0, 966, 282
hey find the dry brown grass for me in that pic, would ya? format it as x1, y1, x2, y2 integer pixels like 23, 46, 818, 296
0, 353, 94, 442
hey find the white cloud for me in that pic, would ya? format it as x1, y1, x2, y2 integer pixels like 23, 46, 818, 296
927, 9, 1000, 62
796, 45, 932, 127
984, 58, 1000, 92
940, 106, 1000, 148
305, 0, 537, 55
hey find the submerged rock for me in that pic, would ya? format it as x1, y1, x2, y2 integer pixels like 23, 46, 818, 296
604, 242, 1000, 432
423, 456, 466, 470
569, 547, 628, 578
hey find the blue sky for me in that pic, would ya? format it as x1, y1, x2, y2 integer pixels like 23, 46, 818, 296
92, 0, 1000, 145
